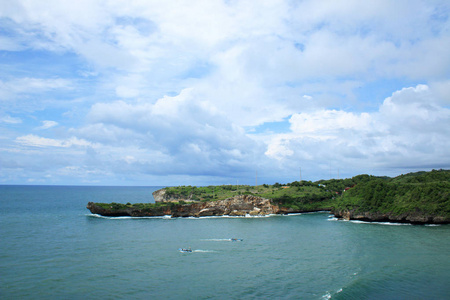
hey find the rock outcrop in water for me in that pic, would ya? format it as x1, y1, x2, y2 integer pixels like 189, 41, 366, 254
87, 195, 284, 217
331, 209, 449, 224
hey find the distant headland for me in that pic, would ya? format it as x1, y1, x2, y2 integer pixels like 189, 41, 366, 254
87, 169, 450, 224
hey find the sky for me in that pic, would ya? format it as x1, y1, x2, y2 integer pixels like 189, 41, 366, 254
1, 0, 449, 186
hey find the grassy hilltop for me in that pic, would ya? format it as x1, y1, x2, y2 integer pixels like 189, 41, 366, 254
163, 181, 337, 211
334, 169, 450, 218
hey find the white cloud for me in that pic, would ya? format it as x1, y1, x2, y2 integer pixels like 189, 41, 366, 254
264, 84, 450, 172
1, 115, 22, 124
290, 110, 372, 135
71, 88, 264, 179
0, 77, 72, 101
16, 134, 94, 148
429, 80, 450, 105
36, 120, 58, 130
115, 85, 140, 98
378, 84, 450, 134
0, 35, 24, 51
265, 137, 294, 160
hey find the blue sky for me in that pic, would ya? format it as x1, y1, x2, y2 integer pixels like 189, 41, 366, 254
1, 0, 449, 186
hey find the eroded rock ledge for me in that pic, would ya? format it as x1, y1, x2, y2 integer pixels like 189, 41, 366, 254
331, 209, 449, 225
87, 195, 292, 217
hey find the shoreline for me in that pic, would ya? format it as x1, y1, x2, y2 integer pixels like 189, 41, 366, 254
86, 211, 331, 220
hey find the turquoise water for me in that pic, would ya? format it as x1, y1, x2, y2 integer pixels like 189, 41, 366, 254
1, 186, 449, 299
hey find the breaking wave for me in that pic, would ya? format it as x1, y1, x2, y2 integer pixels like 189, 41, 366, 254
86, 214, 174, 220
349, 220, 412, 226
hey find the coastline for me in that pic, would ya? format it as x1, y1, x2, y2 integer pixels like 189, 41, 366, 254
86, 170, 450, 225
87, 198, 449, 225
86, 195, 330, 218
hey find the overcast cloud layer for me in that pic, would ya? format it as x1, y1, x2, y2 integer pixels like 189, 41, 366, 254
1, 0, 449, 185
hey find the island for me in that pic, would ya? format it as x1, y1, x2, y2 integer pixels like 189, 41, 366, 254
87, 169, 450, 224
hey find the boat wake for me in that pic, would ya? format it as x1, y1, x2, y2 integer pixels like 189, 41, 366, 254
178, 248, 216, 253
201, 238, 243, 242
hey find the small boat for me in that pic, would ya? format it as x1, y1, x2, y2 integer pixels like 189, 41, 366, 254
179, 247, 192, 253
230, 238, 243, 242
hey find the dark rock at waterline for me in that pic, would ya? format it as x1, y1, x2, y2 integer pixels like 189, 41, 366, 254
87, 195, 281, 218
331, 209, 449, 225
87, 197, 448, 224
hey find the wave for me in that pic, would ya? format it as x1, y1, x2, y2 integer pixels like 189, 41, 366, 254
327, 215, 338, 221
349, 220, 412, 226
87, 213, 274, 220
86, 214, 173, 220
321, 288, 343, 299
175, 214, 277, 219
86, 213, 315, 220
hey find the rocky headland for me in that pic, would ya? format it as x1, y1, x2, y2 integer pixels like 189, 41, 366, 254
87, 170, 450, 224
87, 195, 303, 218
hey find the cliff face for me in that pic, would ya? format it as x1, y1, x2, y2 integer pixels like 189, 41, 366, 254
190, 195, 278, 217
87, 195, 281, 217
152, 188, 199, 203
152, 188, 181, 202
331, 209, 449, 224
86, 202, 172, 217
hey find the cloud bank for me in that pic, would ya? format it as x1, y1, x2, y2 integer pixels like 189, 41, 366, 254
0, 0, 449, 185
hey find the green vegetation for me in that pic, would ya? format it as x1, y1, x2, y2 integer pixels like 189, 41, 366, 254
94, 169, 449, 217
163, 180, 348, 211
94, 201, 178, 212
334, 169, 450, 217
166, 181, 338, 201
162, 169, 449, 215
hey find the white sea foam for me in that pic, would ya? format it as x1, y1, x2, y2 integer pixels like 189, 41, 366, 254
86, 214, 173, 220
350, 220, 411, 226
88, 213, 276, 220
201, 238, 243, 242
178, 248, 216, 253
185, 214, 275, 219
87, 212, 327, 220
321, 287, 344, 299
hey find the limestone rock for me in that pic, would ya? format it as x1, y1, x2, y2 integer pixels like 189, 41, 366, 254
331, 208, 449, 224
87, 195, 280, 218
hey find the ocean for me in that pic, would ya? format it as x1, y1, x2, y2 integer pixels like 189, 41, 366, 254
1, 185, 449, 299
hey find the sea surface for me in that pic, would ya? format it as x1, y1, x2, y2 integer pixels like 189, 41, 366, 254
1, 185, 449, 299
